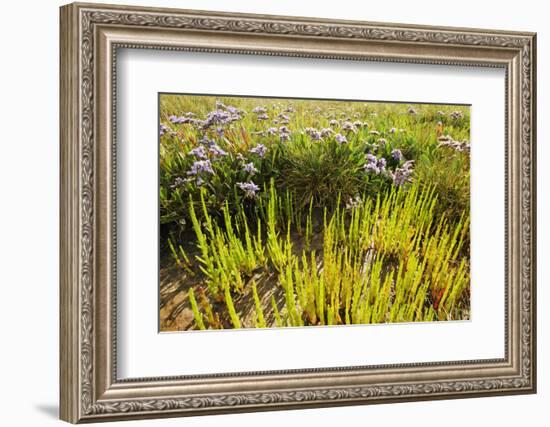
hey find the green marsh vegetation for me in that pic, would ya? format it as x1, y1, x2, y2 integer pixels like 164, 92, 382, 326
158, 95, 471, 331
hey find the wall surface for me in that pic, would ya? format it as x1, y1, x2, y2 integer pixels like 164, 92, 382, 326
0, 0, 546, 425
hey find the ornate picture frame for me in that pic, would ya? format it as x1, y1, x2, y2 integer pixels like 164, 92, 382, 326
60, 2, 536, 423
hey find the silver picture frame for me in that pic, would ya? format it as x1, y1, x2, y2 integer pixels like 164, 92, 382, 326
60, 2, 536, 423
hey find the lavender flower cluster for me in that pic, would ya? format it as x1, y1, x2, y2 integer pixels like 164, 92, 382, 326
364, 153, 387, 175
237, 181, 260, 198
438, 135, 471, 153
164, 99, 431, 199
391, 160, 415, 186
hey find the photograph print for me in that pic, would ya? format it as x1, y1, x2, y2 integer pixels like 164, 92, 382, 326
159, 94, 471, 332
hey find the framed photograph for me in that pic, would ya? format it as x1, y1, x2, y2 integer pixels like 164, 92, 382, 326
60, 2, 537, 423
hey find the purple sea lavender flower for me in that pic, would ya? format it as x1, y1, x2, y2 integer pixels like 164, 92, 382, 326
187, 159, 214, 176
168, 115, 191, 124
366, 153, 377, 164
188, 145, 208, 159
305, 127, 321, 141
320, 128, 333, 138
279, 126, 291, 141
391, 149, 404, 162
242, 162, 258, 175
237, 181, 260, 198
252, 106, 267, 114
209, 144, 228, 157
377, 157, 387, 171
266, 127, 278, 136
198, 136, 215, 146
335, 133, 347, 144
171, 176, 193, 189
329, 119, 339, 127
249, 144, 268, 157
226, 105, 240, 115
391, 160, 415, 186
159, 123, 171, 136
257, 113, 269, 121
364, 162, 380, 174
341, 121, 357, 133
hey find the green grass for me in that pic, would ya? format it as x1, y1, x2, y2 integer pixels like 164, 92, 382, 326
159, 95, 471, 330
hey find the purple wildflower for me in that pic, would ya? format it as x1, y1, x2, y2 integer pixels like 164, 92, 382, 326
438, 135, 470, 153
226, 105, 240, 115
266, 127, 278, 136
187, 159, 214, 176
169, 115, 191, 124
249, 144, 268, 157
391, 160, 415, 186
202, 107, 242, 129
242, 162, 258, 175
171, 176, 192, 189
329, 119, 339, 127
305, 127, 321, 141
279, 126, 291, 141
188, 146, 208, 159
335, 133, 347, 144
366, 153, 377, 164
365, 163, 380, 174
364, 153, 383, 175
159, 123, 171, 136
342, 121, 357, 133
257, 113, 269, 121
237, 181, 260, 198
391, 149, 404, 162
252, 106, 267, 114
199, 136, 215, 146
209, 144, 228, 157
320, 128, 333, 138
